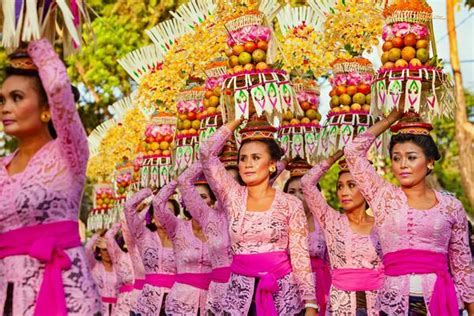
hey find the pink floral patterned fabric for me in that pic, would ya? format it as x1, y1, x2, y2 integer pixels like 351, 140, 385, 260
0, 39, 101, 315
301, 159, 383, 315
199, 125, 315, 315
124, 191, 177, 315
153, 180, 212, 315
178, 161, 233, 315
105, 224, 135, 315
345, 132, 474, 315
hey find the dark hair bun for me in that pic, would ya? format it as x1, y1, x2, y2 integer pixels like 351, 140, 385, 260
71, 85, 80, 103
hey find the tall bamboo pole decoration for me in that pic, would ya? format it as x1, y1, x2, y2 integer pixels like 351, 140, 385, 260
447, 0, 474, 210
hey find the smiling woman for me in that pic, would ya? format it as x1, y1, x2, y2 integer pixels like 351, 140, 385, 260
199, 116, 318, 315
345, 109, 474, 315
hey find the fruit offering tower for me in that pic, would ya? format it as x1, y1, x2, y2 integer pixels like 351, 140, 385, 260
279, 78, 321, 164
220, 2, 300, 125
139, 112, 176, 190
88, 184, 115, 231
112, 158, 133, 221
372, 0, 454, 118
200, 59, 227, 147
175, 83, 206, 175
318, 58, 386, 157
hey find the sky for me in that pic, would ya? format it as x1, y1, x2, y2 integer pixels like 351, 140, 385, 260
318, 0, 474, 117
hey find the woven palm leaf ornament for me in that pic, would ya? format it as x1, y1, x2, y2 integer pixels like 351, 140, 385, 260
146, 18, 188, 55
220, 0, 302, 125
170, 0, 217, 31
118, 45, 164, 84
372, 0, 455, 120
0, 0, 90, 54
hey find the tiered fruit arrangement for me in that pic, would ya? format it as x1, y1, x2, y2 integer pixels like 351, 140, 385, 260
200, 59, 227, 146
220, 9, 299, 122
372, 0, 454, 118
282, 78, 321, 127
141, 112, 175, 158
328, 58, 373, 116
380, 20, 431, 69
279, 78, 322, 164
225, 36, 270, 74
88, 184, 115, 231
176, 85, 206, 138
114, 160, 133, 199
94, 185, 115, 211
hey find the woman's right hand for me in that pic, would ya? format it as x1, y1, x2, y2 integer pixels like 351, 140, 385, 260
328, 150, 344, 166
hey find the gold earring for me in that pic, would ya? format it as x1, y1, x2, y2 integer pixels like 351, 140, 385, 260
40, 111, 51, 123
428, 164, 434, 170
269, 165, 276, 173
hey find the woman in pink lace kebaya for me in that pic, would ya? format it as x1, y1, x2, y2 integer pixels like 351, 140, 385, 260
200, 118, 317, 315
124, 190, 177, 316
178, 161, 233, 315
151, 179, 212, 315
301, 151, 383, 316
85, 234, 118, 315
284, 159, 331, 315
345, 109, 474, 316
0, 39, 101, 315
104, 224, 137, 315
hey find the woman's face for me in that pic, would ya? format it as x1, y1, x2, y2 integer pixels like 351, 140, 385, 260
196, 184, 213, 207
391, 142, 432, 188
286, 177, 309, 212
238, 141, 274, 186
0, 75, 47, 138
99, 247, 111, 263
337, 172, 366, 212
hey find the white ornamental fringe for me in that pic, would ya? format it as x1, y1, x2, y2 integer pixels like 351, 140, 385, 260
139, 156, 173, 191
316, 113, 388, 158
174, 135, 199, 176
372, 68, 455, 119
278, 125, 320, 165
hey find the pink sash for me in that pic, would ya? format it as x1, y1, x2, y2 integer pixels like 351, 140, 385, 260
145, 273, 176, 288
231, 251, 292, 316
383, 249, 459, 316
175, 272, 212, 290
134, 279, 146, 290
211, 266, 231, 283
101, 296, 118, 304
332, 268, 384, 291
0, 221, 81, 316
310, 257, 331, 315
119, 284, 134, 293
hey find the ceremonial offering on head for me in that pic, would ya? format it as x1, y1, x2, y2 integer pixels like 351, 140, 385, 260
88, 184, 115, 232
220, 2, 301, 126
200, 59, 227, 146
372, 0, 455, 119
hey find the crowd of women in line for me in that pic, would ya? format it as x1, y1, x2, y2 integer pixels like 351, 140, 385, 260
0, 39, 473, 316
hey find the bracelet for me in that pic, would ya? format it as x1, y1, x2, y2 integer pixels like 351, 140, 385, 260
305, 303, 320, 311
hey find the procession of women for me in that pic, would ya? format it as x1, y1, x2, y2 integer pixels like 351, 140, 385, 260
0, 0, 472, 315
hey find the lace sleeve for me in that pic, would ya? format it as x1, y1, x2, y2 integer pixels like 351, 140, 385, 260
288, 196, 316, 301
178, 162, 211, 228
124, 189, 151, 239
447, 199, 474, 303
199, 125, 241, 211
152, 180, 179, 239
28, 39, 88, 175
84, 233, 99, 269
301, 160, 340, 229
344, 132, 390, 215
104, 224, 123, 267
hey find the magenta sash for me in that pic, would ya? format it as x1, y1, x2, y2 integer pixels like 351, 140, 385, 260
383, 249, 459, 316
332, 268, 384, 291
0, 221, 81, 316
134, 279, 146, 290
231, 251, 292, 316
175, 272, 212, 290
101, 296, 118, 304
145, 273, 176, 288
119, 284, 134, 293
310, 257, 331, 315
211, 266, 231, 283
